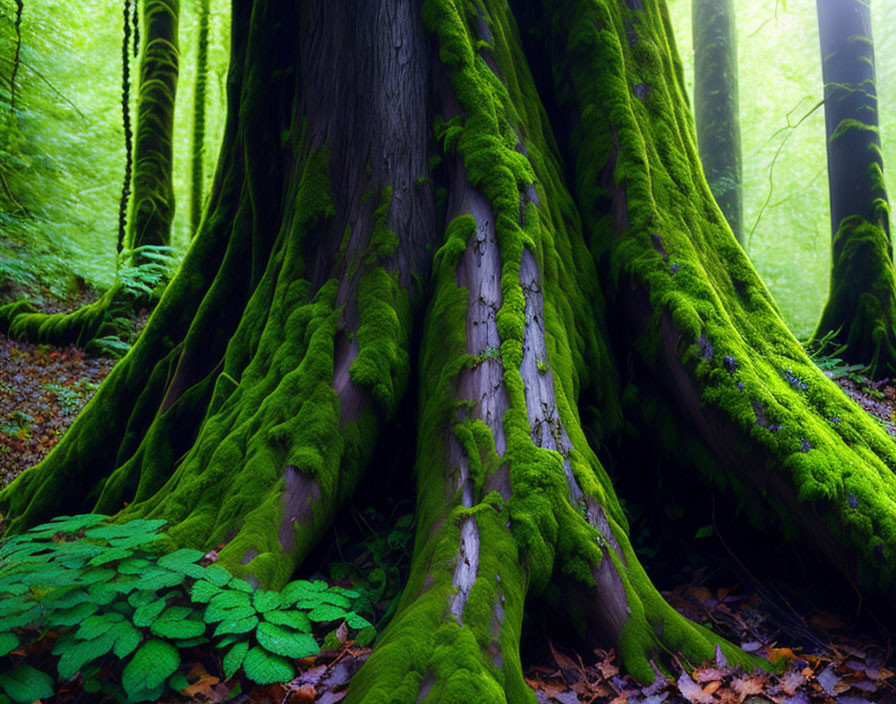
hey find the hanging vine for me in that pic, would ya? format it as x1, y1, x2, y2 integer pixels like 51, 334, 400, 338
118, 0, 134, 254
9, 0, 23, 111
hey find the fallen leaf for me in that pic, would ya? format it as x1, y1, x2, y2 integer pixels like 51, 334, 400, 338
678, 671, 717, 703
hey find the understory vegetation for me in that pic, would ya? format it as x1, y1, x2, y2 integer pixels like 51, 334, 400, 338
0, 0, 896, 703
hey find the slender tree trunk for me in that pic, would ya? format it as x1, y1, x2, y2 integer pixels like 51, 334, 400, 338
692, 0, 743, 243
189, 0, 210, 236
813, 0, 896, 378
3, 0, 896, 697
128, 0, 179, 255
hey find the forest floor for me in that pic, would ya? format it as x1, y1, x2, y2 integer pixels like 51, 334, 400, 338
1, 284, 895, 704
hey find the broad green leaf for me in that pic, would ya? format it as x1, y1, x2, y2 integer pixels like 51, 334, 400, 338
75, 568, 116, 585
173, 636, 208, 648
133, 597, 168, 627
169, 672, 189, 692
209, 590, 251, 610
121, 640, 179, 697
242, 646, 294, 685
202, 564, 232, 587
252, 590, 281, 612
317, 591, 352, 609
190, 580, 221, 603
85, 520, 166, 541
0, 606, 41, 631
50, 542, 104, 568
128, 590, 158, 609
346, 612, 372, 629
151, 607, 205, 640
57, 633, 117, 679
76, 612, 125, 640
158, 549, 205, 579
229, 578, 254, 593
87, 581, 120, 605
0, 633, 19, 657
223, 641, 249, 680
214, 634, 242, 648
87, 546, 133, 566
112, 622, 142, 659
0, 665, 54, 704
307, 604, 348, 622
117, 557, 153, 575
213, 614, 258, 637
262, 609, 312, 632
48, 601, 99, 627
138, 568, 185, 591
108, 533, 164, 550
42, 588, 89, 609
256, 622, 319, 659
0, 595, 36, 617
44, 514, 108, 532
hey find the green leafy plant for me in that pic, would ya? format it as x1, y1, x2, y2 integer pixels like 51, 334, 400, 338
0, 514, 372, 703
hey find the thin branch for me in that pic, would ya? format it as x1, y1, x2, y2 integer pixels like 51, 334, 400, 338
746, 98, 825, 253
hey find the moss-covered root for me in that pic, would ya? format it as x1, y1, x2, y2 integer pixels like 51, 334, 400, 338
347, 3, 756, 698
815, 216, 896, 379
0, 284, 130, 349
0, 0, 438, 591
128, 0, 180, 256
548, 0, 896, 593
348, 505, 531, 704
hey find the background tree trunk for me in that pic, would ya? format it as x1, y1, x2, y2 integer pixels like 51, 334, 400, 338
813, 0, 896, 378
692, 0, 743, 243
189, 0, 210, 237
128, 0, 179, 255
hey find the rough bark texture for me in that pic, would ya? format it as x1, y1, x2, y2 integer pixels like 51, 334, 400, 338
692, 0, 743, 242
812, 0, 896, 379
3, 0, 896, 700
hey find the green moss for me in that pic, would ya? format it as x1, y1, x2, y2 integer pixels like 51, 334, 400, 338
830, 117, 879, 142
349, 187, 412, 414
550, 0, 896, 597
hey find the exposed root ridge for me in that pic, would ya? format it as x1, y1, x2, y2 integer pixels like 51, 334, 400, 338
450, 516, 480, 621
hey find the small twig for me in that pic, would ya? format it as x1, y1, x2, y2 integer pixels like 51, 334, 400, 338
746, 98, 824, 253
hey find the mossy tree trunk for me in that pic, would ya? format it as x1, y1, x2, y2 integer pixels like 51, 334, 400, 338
128, 0, 179, 255
3, 0, 896, 700
189, 0, 210, 237
812, 0, 896, 378
691, 0, 743, 243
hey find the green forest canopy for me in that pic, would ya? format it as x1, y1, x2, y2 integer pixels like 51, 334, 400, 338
0, 0, 229, 292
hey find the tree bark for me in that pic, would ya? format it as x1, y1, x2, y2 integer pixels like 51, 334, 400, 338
128, 0, 179, 255
813, 0, 896, 378
189, 0, 210, 237
3, 0, 896, 697
692, 0, 743, 243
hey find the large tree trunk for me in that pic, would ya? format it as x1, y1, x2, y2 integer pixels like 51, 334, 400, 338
813, 0, 896, 379
3, 0, 896, 698
692, 0, 743, 243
